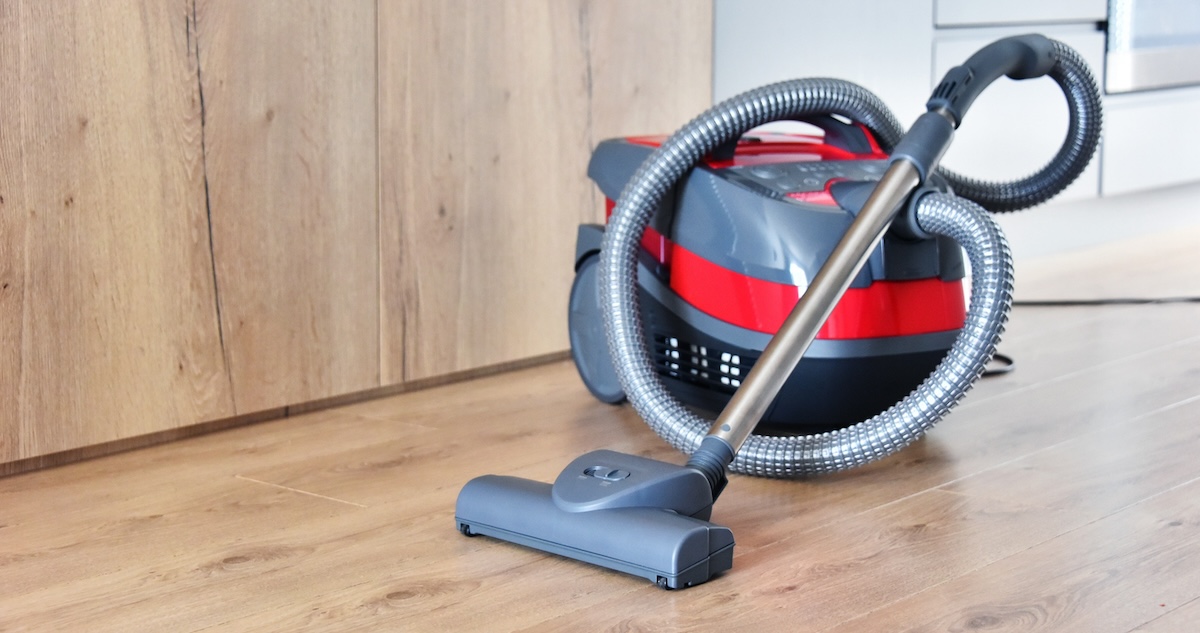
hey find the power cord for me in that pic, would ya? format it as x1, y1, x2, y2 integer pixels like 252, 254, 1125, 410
1013, 296, 1200, 307
983, 352, 1014, 377
982, 295, 1200, 378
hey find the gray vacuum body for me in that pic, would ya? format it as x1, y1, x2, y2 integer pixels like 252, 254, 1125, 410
455, 450, 734, 589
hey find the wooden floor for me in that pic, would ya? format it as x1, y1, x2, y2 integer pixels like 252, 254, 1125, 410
3, 225, 1199, 632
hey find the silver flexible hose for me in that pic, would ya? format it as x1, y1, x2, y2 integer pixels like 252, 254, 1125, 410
604, 188, 1012, 475
850, 40, 1101, 213
763, 42, 1099, 214
733, 193, 1013, 476
937, 40, 1103, 212
599, 79, 1018, 477
598, 78, 906, 469
599, 39, 1098, 476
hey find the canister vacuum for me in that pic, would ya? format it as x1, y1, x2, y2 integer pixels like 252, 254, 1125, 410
457, 34, 1102, 589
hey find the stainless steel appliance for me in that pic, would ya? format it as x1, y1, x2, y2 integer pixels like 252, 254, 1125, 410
1107, 0, 1200, 93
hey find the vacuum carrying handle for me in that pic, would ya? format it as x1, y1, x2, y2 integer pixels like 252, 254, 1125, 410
709, 114, 878, 161
927, 34, 1058, 126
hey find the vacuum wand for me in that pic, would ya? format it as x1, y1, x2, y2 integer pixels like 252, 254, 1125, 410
703, 159, 924, 455
689, 95, 963, 477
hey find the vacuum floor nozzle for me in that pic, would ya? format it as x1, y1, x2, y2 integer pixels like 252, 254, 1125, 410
455, 451, 734, 589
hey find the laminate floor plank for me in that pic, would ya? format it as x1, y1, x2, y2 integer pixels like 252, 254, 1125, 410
708, 327, 1200, 552
3, 480, 366, 632
2, 227, 1199, 631
522, 396, 1200, 632
822, 476, 1200, 633
1129, 595, 1200, 632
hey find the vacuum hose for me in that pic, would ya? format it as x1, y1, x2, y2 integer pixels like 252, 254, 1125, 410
599, 40, 1099, 477
937, 41, 1103, 212
820, 40, 1102, 213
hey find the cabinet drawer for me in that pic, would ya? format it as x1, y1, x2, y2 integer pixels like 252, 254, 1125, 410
935, 0, 1106, 27
1102, 86, 1200, 195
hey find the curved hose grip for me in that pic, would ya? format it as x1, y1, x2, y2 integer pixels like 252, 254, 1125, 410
927, 34, 1057, 127
936, 38, 1102, 212
891, 34, 1061, 185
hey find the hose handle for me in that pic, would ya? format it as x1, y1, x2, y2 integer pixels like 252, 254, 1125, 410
891, 33, 1060, 184
927, 33, 1058, 126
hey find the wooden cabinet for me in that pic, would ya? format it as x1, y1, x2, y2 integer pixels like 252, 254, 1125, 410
0, 1, 234, 463
379, 0, 712, 382
0, 0, 713, 468
197, 1, 381, 413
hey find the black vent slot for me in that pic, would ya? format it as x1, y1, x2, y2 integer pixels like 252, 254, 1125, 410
933, 80, 957, 100
651, 331, 757, 394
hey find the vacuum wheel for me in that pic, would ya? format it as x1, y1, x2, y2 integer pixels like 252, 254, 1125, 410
568, 253, 626, 404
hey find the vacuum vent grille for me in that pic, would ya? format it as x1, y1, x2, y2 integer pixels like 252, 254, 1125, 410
651, 332, 756, 394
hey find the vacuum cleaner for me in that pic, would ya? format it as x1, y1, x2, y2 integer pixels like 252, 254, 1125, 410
456, 34, 1102, 589
571, 118, 966, 432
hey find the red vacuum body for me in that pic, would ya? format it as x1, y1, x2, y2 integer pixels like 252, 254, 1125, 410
569, 116, 967, 432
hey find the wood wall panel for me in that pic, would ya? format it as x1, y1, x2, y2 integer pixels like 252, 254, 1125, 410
195, 0, 380, 412
0, 0, 710, 467
586, 1, 715, 152
378, 0, 713, 382
0, 1, 234, 461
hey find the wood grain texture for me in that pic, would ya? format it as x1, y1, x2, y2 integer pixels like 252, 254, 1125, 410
378, 0, 713, 382
585, 0, 716, 197
1, 225, 1198, 631
0, 0, 233, 462
196, 0, 379, 412
1130, 596, 1200, 632
0, 0, 710, 467
824, 466, 1200, 633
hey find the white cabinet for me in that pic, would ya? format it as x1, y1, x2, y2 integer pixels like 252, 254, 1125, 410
714, 0, 935, 125
935, 0, 1106, 27
1102, 85, 1200, 195
714, 1, 1106, 203
714, 0, 1200, 204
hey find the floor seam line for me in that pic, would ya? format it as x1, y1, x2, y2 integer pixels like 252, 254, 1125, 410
233, 474, 368, 509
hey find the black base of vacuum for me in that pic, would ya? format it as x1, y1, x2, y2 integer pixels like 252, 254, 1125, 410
641, 289, 950, 434
567, 248, 955, 434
